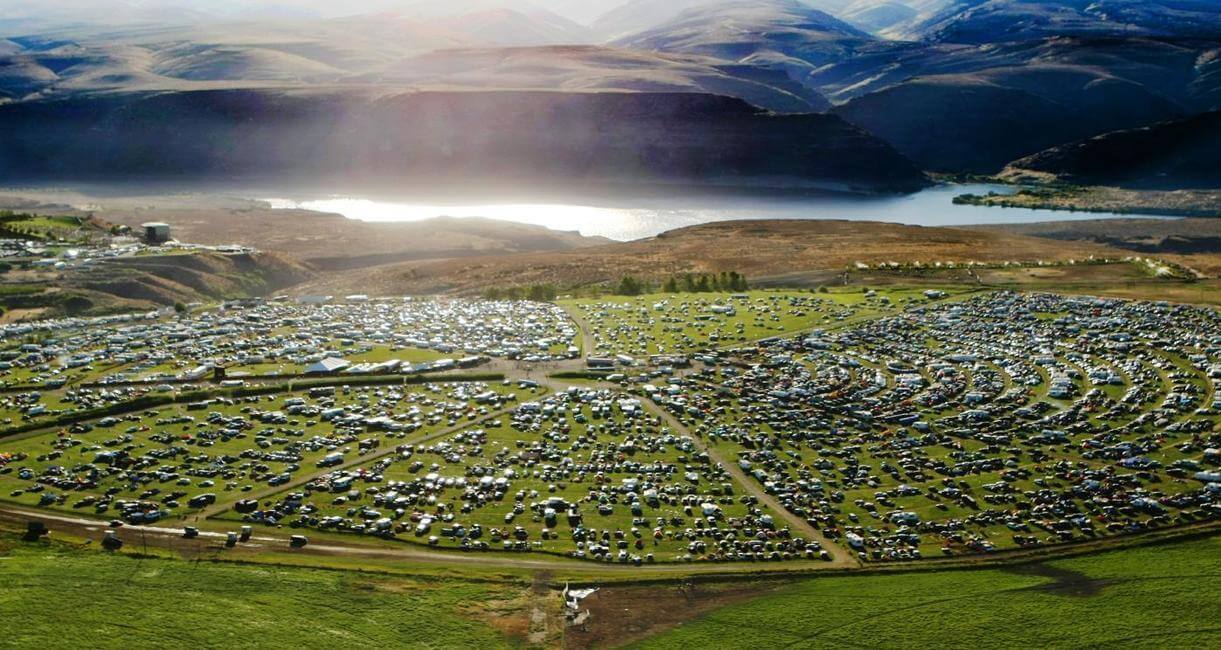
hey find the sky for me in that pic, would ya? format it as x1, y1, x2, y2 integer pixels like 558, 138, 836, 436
0, 0, 622, 22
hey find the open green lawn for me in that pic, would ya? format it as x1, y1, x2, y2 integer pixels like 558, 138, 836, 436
633, 535, 1221, 649
0, 524, 1215, 649
0, 214, 87, 242
0, 533, 531, 649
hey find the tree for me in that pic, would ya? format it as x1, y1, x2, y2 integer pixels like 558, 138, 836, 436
662, 277, 679, 293
616, 275, 645, 296
174, 301, 188, 314
62, 296, 93, 316
526, 284, 557, 302
727, 271, 748, 291
681, 273, 696, 293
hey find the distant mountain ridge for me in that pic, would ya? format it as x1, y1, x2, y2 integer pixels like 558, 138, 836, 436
0, 89, 928, 192
0, 0, 1218, 182
904, 0, 1221, 43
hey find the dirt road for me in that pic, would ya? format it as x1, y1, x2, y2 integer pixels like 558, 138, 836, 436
637, 397, 860, 569
0, 504, 849, 576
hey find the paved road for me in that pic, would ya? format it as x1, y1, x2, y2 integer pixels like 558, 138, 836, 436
560, 304, 596, 358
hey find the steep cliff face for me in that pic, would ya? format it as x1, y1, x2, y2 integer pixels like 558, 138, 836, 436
1005, 111, 1221, 189
0, 89, 927, 192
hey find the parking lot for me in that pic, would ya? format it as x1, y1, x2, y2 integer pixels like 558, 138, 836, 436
0, 289, 1216, 566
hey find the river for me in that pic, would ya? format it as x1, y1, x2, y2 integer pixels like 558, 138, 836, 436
263, 184, 1168, 241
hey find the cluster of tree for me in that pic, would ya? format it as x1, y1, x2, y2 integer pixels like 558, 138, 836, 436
661, 272, 748, 294
615, 275, 648, 296
482, 284, 558, 301
611, 271, 750, 296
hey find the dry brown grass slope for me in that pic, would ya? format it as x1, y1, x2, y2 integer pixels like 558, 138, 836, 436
298, 219, 1131, 295
101, 210, 610, 271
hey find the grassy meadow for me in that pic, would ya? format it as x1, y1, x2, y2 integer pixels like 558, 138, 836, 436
632, 535, 1221, 649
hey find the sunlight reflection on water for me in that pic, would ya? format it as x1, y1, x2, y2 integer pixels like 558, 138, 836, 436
264, 185, 1167, 241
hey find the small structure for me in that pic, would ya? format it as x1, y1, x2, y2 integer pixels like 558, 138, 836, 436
306, 357, 351, 374
101, 531, 123, 551
142, 222, 171, 244
23, 521, 49, 542
562, 583, 598, 627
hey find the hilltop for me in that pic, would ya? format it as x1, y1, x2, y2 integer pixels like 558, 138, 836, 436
0, 0, 1217, 182
0, 90, 926, 194
296, 219, 1129, 295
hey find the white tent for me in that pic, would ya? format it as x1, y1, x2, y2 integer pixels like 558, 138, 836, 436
305, 357, 350, 374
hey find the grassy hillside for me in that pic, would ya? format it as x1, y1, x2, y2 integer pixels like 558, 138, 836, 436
0, 522, 1215, 648
628, 535, 1221, 649
0, 250, 314, 319
0, 532, 536, 648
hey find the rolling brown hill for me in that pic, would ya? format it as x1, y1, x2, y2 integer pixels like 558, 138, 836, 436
1, 250, 315, 319
297, 219, 1130, 295
102, 210, 610, 271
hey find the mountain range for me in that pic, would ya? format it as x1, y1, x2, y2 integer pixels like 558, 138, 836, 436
0, 0, 1218, 187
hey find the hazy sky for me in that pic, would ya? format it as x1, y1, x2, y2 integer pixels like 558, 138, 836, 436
0, 0, 624, 21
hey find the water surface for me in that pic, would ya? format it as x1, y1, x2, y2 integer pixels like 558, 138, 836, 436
265, 184, 1169, 241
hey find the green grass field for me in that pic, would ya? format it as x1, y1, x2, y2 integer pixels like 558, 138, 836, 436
0, 533, 532, 649
0, 524, 1215, 648
633, 535, 1221, 649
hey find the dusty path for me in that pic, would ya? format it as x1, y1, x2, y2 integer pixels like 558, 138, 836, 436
4, 502, 1218, 580
637, 396, 860, 569
0, 504, 847, 576
559, 305, 596, 358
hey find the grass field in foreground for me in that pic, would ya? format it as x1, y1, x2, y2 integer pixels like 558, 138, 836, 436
0, 526, 1217, 648
0, 532, 535, 649
632, 535, 1221, 649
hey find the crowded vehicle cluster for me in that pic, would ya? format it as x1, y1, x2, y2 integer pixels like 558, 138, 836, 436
240, 385, 829, 563
0, 296, 577, 393
562, 290, 916, 359
0, 381, 525, 521
648, 292, 1219, 561
0, 288, 1215, 566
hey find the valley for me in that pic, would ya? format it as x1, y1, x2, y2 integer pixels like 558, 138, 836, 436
0, 1, 1218, 648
